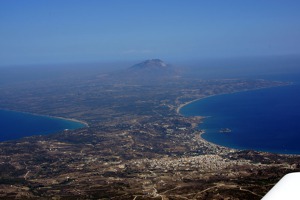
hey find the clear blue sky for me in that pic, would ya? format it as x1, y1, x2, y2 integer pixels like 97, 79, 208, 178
1, 0, 300, 66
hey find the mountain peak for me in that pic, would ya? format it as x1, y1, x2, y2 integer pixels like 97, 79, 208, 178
110, 59, 180, 84
143, 59, 167, 67
130, 59, 168, 70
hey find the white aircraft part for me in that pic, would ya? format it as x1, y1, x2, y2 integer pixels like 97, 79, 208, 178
262, 172, 300, 200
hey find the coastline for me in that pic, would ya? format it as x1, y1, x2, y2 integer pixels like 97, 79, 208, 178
54, 116, 89, 128
197, 129, 238, 153
176, 83, 292, 115
0, 108, 89, 128
176, 94, 218, 114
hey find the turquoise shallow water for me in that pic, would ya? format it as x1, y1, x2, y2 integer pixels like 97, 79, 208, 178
0, 110, 86, 142
180, 84, 300, 154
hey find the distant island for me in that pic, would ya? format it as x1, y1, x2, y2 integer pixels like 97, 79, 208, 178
219, 128, 232, 133
129, 59, 169, 70
110, 59, 179, 84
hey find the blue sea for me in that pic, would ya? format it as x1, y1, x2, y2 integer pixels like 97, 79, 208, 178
0, 110, 85, 142
180, 83, 300, 154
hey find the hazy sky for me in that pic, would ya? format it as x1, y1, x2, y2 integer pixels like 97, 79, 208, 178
1, 0, 300, 66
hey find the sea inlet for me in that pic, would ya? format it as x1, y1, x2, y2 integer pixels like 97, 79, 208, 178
180, 84, 300, 155
0, 109, 86, 142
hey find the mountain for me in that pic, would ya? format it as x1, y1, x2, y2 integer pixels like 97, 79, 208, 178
129, 59, 169, 70
107, 59, 180, 84
127, 59, 178, 78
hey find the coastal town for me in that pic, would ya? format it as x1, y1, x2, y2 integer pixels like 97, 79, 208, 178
0, 60, 299, 199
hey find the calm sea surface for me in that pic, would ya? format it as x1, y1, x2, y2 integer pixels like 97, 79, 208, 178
0, 110, 85, 142
180, 84, 300, 154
